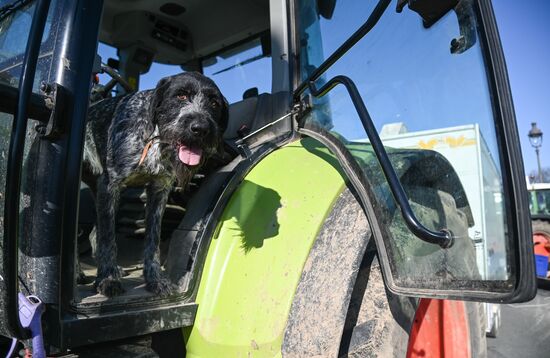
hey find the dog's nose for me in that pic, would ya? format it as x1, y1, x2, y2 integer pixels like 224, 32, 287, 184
190, 121, 209, 137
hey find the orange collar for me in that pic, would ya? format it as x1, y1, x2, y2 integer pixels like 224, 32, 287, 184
137, 139, 155, 167
138, 126, 161, 167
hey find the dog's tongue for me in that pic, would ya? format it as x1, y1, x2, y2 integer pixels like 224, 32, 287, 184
178, 145, 202, 166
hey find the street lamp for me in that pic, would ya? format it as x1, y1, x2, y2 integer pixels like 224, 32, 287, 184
528, 122, 543, 183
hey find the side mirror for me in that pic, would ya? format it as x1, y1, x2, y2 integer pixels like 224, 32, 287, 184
106, 58, 119, 70
397, 0, 477, 54
396, 0, 458, 27
317, 0, 336, 19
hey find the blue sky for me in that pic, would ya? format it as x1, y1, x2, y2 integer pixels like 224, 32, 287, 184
492, 0, 550, 177
98, 0, 549, 177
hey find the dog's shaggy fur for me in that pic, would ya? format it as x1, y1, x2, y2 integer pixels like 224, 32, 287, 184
82, 72, 227, 297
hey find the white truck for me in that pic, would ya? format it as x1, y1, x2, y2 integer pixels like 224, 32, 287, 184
377, 122, 504, 337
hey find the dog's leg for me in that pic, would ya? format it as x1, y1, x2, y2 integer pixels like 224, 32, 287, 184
94, 174, 125, 296
143, 179, 173, 296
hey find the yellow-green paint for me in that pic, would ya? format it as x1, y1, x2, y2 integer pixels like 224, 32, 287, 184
185, 138, 347, 357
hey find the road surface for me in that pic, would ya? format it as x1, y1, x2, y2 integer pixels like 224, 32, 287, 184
488, 288, 550, 357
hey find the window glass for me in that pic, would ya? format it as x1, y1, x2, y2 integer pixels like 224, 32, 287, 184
96, 43, 184, 92
203, 37, 272, 103
97, 37, 272, 103
0, 0, 56, 89
298, 0, 512, 289
140, 62, 182, 90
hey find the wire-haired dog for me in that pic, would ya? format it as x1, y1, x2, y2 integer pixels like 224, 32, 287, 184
82, 72, 228, 297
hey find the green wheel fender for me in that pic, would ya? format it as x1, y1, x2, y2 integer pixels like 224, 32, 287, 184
184, 138, 349, 357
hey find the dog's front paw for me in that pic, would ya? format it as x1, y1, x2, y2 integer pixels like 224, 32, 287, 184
145, 279, 174, 296
116, 265, 128, 277
77, 271, 95, 285
95, 277, 125, 297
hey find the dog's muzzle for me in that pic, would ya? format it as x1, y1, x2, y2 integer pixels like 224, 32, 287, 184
175, 118, 212, 166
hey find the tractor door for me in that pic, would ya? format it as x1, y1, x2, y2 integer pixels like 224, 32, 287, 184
293, 0, 536, 302
0, 0, 66, 339
0, 0, 103, 344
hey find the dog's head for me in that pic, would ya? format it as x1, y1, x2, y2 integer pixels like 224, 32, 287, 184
149, 72, 228, 170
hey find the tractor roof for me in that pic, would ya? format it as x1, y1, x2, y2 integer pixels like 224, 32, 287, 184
99, 0, 270, 65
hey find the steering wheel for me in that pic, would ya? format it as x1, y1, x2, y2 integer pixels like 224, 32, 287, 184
92, 64, 134, 101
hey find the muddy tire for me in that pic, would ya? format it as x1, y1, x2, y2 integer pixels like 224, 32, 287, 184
339, 255, 487, 358
282, 188, 413, 357
339, 252, 412, 357
533, 219, 550, 238
282, 189, 374, 357
282, 187, 487, 357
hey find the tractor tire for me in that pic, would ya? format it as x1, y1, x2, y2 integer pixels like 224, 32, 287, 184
532, 219, 550, 239
282, 188, 412, 357
282, 188, 375, 357
282, 187, 487, 357
341, 255, 487, 358
339, 252, 412, 357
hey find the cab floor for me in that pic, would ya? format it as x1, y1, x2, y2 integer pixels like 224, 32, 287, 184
76, 232, 171, 304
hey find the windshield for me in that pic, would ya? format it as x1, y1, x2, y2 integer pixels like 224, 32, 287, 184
202, 36, 272, 103
97, 35, 273, 105
298, 0, 512, 291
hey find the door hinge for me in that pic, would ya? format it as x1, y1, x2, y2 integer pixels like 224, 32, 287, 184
36, 82, 68, 139
292, 94, 313, 123
234, 100, 308, 158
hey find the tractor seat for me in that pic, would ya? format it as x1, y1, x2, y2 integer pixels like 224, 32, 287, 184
224, 91, 291, 154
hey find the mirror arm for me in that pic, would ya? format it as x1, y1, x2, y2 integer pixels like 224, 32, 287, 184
306, 75, 455, 249
450, 0, 477, 54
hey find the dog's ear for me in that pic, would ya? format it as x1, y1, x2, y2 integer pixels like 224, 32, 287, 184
213, 97, 229, 158
219, 96, 229, 133
149, 77, 171, 123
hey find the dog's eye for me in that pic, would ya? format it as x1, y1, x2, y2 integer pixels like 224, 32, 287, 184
177, 94, 188, 101
210, 101, 219, 109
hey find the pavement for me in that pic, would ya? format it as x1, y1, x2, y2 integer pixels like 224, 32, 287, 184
488, 288, 550, 357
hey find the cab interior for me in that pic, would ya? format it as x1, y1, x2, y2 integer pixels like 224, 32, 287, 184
76, 0, 293, 306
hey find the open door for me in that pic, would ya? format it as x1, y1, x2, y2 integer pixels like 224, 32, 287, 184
293, 0, 536, 302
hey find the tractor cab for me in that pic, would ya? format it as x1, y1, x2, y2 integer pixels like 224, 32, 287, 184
528, 182, 550, 286
76, 0, 290, 308
529, 183, 550, 217
0, 0, 538, 355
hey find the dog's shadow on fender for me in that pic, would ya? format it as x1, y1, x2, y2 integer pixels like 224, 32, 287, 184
221, 180, 282, 253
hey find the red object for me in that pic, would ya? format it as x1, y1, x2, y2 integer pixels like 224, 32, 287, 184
407, 299, 470, 358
